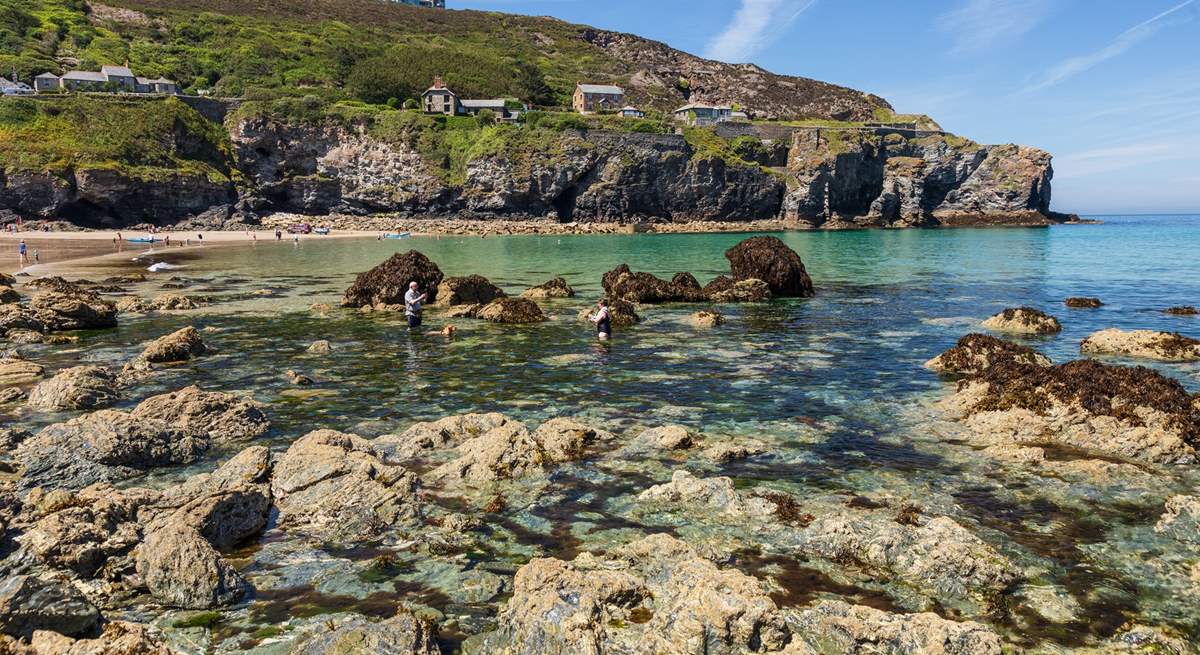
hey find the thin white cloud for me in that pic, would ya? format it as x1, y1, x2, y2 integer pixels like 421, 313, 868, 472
1025, 0, 1197, 92
936, 0, 1054, 55
704, 0, 817, 63
1053, 139, 1195, 178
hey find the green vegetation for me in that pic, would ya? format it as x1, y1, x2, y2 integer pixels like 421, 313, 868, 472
0, 95, 234, 181
681, 126, 781, 177
171, 611, 223, 629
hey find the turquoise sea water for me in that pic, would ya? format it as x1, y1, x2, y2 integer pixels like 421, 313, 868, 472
16, 214, 1200, 651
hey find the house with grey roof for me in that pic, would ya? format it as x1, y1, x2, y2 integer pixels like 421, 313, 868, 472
33, 72, 61, 92
573, 83, 624, 114
673, 103, 734, 127
61, 70, 109, 92
33, 65, 180, 95
459, 98, 527, 122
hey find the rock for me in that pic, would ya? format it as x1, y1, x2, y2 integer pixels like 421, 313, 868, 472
433, 418, 606, 484
521, 277, 575, 299
688, 310, 725, 327
981, 307, 1061, 335
130, 385, 269, 441
434, 275, 506, 307
1080, 328, 1200, 361
1098, 624, 1192, 654
138, 326, 208, 363
1064, 297, 1103, 308
136, 521, 248, 609
924, 333, 1052, 376
707, 277, 772, 303
531, 417, 612, 462
0, 387, 24, 404
4, 328, 46, 344
285, 369, 314, 386
163, 485, 271, 552
115, 296, 150, 313
475, 533, 788, 655
27, 621, 173, 655
602, 264, 707, 304
724, 236, 814, 297
17, 485, 148, 578
795, 513, 1018, 610
342, 251, 444, 308
702, 441, 766, 463
637, 470, 775, 519
1155, 495, 1200, 544
0, 358, 43, 386
287, 609, 441, 655
17, 410, 209, 490
26, 366, 119, 411
272, 430, 419, 541
444, 303, 481, 319
0, 286, 19, 304
148, 292, 205, 310
28, 288, 117, 332
941, 358, 1199, 464
786, 600, 1004, 654
1164, 305, 1199, 316
0, 272, 12, 286
477, 297, 547, 323
0, 575, 100, 639
640, 424, 693, 449
375, 412, 516, 461
306, 339, 333, 354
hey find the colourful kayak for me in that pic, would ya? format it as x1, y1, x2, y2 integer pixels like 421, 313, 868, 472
383, 232, 410, 240
127, 237, 160, 243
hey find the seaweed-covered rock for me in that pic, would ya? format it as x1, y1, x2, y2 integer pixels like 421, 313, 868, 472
0, 575, 100, 639
724, 236, 814, 298
981, 307, 1061, 335
26, 365, 119, 411
138, 326, 208, 363
602, 264, 708, 304
942, 358, 1199, 464
1164, 306, 1199, 316
477, 297, 547, 324
17, 410, 209, 490
342, 251, 444, 308
786, 600, 1004, 654
924, 333, 1051, 376
1080, 328, 1200, 361
115, 296, 150, 313
434, 275, 506, 307
689, 310, 725, 327
707, 277, 772, 303
272, 430, 419, 541
287, 610, 441, 655
521, 277, 575, 299
0, 357, 43, 386
130, 385, 269, 441
0, 286, 19, 304
1064, 297, 1103, 308
794, 513, 1018, 611
1155, 495, 1200, 544
473, 533, 788, 655
135, 521, 247, 609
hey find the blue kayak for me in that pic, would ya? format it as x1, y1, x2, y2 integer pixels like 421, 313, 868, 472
383, 232, 411, 240
127, 237, 160, 243
314, 227, 330, 235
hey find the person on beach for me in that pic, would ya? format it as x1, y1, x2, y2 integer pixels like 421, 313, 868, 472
32, 249, 39, 265
18, 240, 27, 265
164, 235, 171, 247
404, 281, 427, 329
275, 228, 282, 241
589, 299, 612, 340
197, 233, 204, 246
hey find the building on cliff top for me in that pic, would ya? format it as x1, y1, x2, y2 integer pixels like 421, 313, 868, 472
573, 83, 624, 114
423, 77, 525, 121
673, 103, 739, 127
423, 76, 460, 115
393, 0, 446, 6
34, 64, 180, 95
620, 106, 644, 118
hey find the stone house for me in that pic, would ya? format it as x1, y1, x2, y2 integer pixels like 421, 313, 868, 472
573, 83, 624, 114
33, 72, 61, 92
60, 71, 109, 92
460, 98, 526, 122
422, 76, 459, 115
100, 65, 136, 91
33, 65, 180, 94
673, 103, 734, 127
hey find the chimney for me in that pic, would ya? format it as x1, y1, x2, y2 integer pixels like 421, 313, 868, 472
432, 75, 445, 89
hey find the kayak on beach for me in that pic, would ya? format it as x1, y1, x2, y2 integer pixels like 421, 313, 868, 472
314, 227, 331, 235
126, 237, 161, 244
383, 232, 410, 240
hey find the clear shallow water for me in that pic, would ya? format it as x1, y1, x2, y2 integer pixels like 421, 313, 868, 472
15, 215, 1200, 651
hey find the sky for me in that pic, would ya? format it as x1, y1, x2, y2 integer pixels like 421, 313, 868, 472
453, 0, 1200, 215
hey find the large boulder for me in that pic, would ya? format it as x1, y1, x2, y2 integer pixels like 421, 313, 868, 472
724, 236, 814, 298
342, 251, 444, 308
602, 264, 707, 304
271, 430, 419, 541
0, 575, 100, 639
17, 410, 209, 490
787, 600, 1004, 654
26, 365, 119, 411
477, 298, 547, 324
942, 358, 1199, 464
288, 610, 441, 655
434, 275, 505, 307
17, 485, 148, 578
152, 446, 273, 550
925, 333, 1052, 376
130, 385, 269, 441
138, 326, 208, 363
0, 357, 43, 386
432, 418, 607, 485
1081, 328, 1200, 362
521, 277, 575, 299
135, 521, 248, 609
28, 287, 117, 332
981, 307, 1061, 335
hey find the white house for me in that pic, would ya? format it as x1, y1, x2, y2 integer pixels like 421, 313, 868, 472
673, 103, 734, 127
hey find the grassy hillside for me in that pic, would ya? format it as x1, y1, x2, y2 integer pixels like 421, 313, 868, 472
0, 0, 891, 119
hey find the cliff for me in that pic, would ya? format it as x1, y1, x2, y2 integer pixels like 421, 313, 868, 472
0, 97, 1058, 229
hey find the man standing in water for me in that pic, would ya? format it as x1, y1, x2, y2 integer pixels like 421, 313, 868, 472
405, 281, 427, 329
589, 298, 612, 340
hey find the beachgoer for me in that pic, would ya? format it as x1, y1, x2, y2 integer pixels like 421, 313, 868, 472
164, 235, 171, 247
32, 249, 39, 264
197, 233, 203, 246
293, 233, 299, 243
404, 281, 427, 329
275, 228, 282, 241
589, 299, 612, 340
18, 240, 27, 265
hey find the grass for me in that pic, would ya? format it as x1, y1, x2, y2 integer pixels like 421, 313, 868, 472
171, 611, 223, 629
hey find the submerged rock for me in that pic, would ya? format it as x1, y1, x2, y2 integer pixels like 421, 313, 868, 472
689, 310, 725, 327
0, 575, 100, 639
343, 251, 444, 308
138, 326, 208, 363
1164, 305, 1199, 316
26, 365, 119, 411
942, 358, 1199, 464
135, 521, 248, 609
1064, 297, 1103, 308
287, 609, 441, 655
981, 307, 1061, 335
521, 277, 575, 299
786, 600, 1004, 654
306, 339, 334, 354
924, 333, 1051, 376
1155, 495, 1200, 544
434, 275, 506, 307
130, 385, 269, 441
724, 236, 814, 298
1080, 328, 1200, 361
477, 297, 547, 324
706, 276, 772, 303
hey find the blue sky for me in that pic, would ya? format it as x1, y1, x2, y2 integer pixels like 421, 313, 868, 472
454, 0, 1200, 215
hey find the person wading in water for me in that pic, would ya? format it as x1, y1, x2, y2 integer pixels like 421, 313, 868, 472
405, 281, 427, 330
589, 298, 612, 340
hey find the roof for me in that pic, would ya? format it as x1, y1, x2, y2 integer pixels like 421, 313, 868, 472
460, 99, 507, 109
673, 103, 732, 113
62, 71, 108, 82
423, 86, 457, 96
152, 77, 176, 85
577, 84, 623, 95
35, 72, 60, 79
136, 77, 153, 85
620, 106, 642, 112
100, 65, 135, 78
